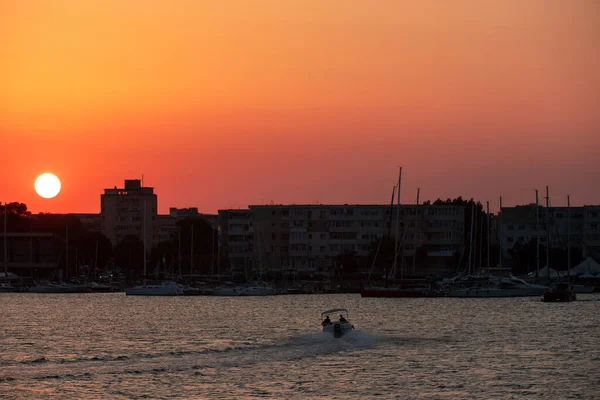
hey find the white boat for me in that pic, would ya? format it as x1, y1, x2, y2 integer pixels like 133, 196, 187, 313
124, 281, 183, 296
321, 308, 354, 338
447, 276, 549, 298
240, 281, 277, 296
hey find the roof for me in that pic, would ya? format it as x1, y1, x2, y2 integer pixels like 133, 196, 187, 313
321, 308, 349, 317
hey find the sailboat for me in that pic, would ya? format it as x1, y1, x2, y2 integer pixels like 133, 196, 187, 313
447, 197, 549, 298
543, 191, 576, 302
361, 168, 440, 298
125, 201, 182, 296
239, 223, 276, 296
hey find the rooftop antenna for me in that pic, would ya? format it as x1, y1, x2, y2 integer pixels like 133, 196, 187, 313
141, 174, 144, 187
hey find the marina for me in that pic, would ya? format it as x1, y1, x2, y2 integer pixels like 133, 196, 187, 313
1, 292, 599, 399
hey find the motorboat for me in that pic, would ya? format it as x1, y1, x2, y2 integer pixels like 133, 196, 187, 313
321, 308, 354, 338
124, 281, 183, 296
543, 283, 576, 302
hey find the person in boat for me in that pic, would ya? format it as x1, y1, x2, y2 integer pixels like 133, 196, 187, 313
339, 314, 347, 323
322, 315, 331, 325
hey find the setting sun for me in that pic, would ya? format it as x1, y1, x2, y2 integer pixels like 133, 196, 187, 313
34, 173, 61, 199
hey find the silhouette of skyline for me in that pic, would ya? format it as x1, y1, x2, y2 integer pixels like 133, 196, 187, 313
1, 1, 599, 214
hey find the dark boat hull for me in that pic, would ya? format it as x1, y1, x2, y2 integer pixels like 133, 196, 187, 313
543, 290, 576, 302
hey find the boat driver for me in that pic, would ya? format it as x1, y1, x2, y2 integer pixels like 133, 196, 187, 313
322, 315, 331, 325
339, 314, 347, 322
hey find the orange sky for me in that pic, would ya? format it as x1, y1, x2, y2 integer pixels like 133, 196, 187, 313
1, 0, 599, 214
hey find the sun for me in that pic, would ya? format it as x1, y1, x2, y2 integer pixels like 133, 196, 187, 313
35, 173, 61, 199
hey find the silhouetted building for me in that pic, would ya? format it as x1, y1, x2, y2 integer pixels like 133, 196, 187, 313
0, 232, 57, 278
218, 204, 465, 278
101, 179, 158, 247
73, 213, 101, 233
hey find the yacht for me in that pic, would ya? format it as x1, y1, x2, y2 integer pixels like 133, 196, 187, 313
447, 276, 549, 297
321, 308, 354, 338
124, 281, 183, 296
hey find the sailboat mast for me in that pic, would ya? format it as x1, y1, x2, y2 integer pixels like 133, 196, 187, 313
3, 202, 7, 283
478, 206, 483, 272
467, 203, 475, 275
211, 226, 216, 275
178, 227, 182, 279
412, 188, 420, 275
257, 223, 263, 280
486, 201, 490, 272
143, 200, 147, 284
535, 189, 540, 280
66, 225, 69, 281
546, 186, 550, 282
545, 186, 550, 282
387, 186, 396, 238
567, 195, 571, 283
190, 223, 194, 279
392, 167, 402, 280
499, 196, 503, 271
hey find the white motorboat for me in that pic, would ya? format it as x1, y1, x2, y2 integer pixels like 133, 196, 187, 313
321, 308, 354, 338
124, 281, 183, 296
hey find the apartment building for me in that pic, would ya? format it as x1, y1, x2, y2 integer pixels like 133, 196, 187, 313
100, 179, 158, 247
218, 204, 465, 278
500, 204, 599, 260
217, 209, 253, 276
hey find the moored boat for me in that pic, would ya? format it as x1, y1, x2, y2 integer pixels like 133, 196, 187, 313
124, 281, 183, 296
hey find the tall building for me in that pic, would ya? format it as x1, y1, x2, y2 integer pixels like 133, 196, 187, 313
101, 179, 158, 247
218, 204, 465, 278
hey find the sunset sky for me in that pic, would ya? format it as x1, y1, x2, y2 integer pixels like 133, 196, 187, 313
1, 0, 599, 214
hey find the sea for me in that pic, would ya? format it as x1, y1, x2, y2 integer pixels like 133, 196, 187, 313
1, 293, 599, 399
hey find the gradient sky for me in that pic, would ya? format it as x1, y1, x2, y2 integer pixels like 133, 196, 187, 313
1, 0, 599, 214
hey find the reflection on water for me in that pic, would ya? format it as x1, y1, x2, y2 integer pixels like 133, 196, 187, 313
1, 293, 599, 399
